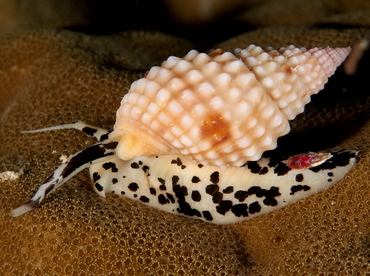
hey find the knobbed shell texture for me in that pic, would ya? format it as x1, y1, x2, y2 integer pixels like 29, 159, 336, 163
112, 45, 351, 167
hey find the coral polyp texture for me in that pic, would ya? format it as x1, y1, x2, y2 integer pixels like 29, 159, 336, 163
0, 28, 369, 275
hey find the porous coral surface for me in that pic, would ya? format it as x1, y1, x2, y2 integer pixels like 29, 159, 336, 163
0, 4, 370, 276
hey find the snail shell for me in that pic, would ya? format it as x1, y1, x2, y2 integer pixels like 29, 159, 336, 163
111, 45, 351, 167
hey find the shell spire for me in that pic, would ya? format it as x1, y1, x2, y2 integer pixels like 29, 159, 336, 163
233, 45, 351, 119
111, 45, 351, 167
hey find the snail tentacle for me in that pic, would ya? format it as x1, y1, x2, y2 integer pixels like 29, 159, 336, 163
21, 121, 112, 142
11, 139, 118, 217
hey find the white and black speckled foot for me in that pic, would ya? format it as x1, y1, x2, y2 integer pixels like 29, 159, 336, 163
11, 140, 118, 217
21, 121, 111, 142
12, 122, 359, 223
89, 149, 359, 224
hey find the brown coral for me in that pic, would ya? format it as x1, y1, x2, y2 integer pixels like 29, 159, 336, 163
0, 5, 369, 275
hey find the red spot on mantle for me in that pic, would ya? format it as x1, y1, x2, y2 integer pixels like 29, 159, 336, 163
286, 152, 332, 170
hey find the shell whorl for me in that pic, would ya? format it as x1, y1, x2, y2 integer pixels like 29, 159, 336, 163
112, 45, 351, 167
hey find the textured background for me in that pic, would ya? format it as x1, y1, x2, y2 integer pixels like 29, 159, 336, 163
0, 1, 369, 275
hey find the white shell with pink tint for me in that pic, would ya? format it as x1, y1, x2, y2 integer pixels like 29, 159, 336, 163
111, 45, 351, 167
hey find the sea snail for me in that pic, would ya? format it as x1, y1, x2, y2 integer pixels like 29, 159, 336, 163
11, 44, 359, 225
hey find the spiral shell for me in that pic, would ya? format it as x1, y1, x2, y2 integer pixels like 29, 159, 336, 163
111, 45, 351, 167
